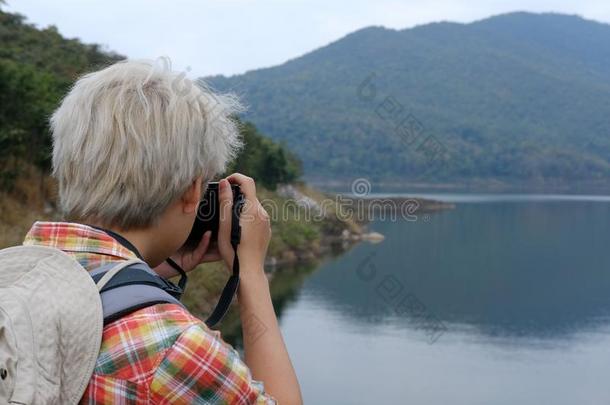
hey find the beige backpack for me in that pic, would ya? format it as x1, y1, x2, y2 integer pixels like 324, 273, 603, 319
0, 245, 181, 404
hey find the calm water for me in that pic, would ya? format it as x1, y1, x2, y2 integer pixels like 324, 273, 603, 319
273, 194, 610, 404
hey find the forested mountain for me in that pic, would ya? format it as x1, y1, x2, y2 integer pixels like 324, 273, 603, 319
208, 13, 610, 186
0, 7, 123, 187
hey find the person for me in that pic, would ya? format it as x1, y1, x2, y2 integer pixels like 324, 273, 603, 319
22, 58, 302, 404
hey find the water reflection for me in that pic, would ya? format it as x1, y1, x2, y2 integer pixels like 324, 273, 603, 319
218, 261, 320, 347
303, 200, 610, 342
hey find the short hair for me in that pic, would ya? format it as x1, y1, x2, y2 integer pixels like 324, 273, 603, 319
51, 58, 243, 229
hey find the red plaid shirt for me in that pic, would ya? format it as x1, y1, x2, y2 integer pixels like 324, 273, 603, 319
24, 221, 275, 405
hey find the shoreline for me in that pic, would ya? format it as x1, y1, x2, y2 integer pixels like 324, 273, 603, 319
308, 179, 610, 195
263, 190, 454, 267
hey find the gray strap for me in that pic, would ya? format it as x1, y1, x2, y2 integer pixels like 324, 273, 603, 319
90, 260, 184, 324
95, 259, 144, 290
99, 284, 183, 323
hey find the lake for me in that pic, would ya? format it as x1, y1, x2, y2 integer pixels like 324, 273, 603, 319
271, 194, 610, 404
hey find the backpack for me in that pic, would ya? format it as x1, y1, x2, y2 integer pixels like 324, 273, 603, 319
0, 245, 185, 405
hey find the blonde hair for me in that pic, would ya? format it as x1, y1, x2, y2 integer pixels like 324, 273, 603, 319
51, 58, 242, 229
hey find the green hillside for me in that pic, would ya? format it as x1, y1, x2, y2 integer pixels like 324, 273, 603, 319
208, 12, 610, 186
0, 7, 123, 187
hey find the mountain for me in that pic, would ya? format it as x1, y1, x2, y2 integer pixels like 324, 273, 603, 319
207, 12, 610, 187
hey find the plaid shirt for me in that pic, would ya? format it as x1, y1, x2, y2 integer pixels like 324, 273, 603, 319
24, 221, 275, 405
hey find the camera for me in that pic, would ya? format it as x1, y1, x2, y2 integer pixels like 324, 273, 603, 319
183, 182, 244, 249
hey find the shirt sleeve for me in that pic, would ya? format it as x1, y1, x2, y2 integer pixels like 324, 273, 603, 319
149, 323, 276, 405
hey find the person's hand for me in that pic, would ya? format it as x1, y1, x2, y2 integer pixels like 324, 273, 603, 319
217, 174, 271, 276
153, 230, 220, 278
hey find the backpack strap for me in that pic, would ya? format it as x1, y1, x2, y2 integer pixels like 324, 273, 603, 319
90, 260, 184, 325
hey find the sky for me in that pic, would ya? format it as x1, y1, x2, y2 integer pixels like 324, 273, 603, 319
6, 0, 610, 77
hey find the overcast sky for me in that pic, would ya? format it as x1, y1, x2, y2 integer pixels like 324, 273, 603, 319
6, 0, 610, 77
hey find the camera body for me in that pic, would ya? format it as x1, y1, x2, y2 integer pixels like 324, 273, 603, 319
183, 182, 244, 249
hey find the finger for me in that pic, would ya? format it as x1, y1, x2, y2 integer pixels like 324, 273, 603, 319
226, 173, 256, 199
192, 231, 212, 262
217, 178, 234, 257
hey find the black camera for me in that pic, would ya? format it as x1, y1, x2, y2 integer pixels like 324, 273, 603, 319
183, 182, 244, 249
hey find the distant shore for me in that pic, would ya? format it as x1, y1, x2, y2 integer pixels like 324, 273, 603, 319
309, 179, 610, 195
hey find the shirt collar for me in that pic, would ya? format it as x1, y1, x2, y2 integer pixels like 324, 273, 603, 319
23, 221, 138, 269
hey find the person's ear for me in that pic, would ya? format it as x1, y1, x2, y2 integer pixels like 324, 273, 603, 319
182, 176, 203, 214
